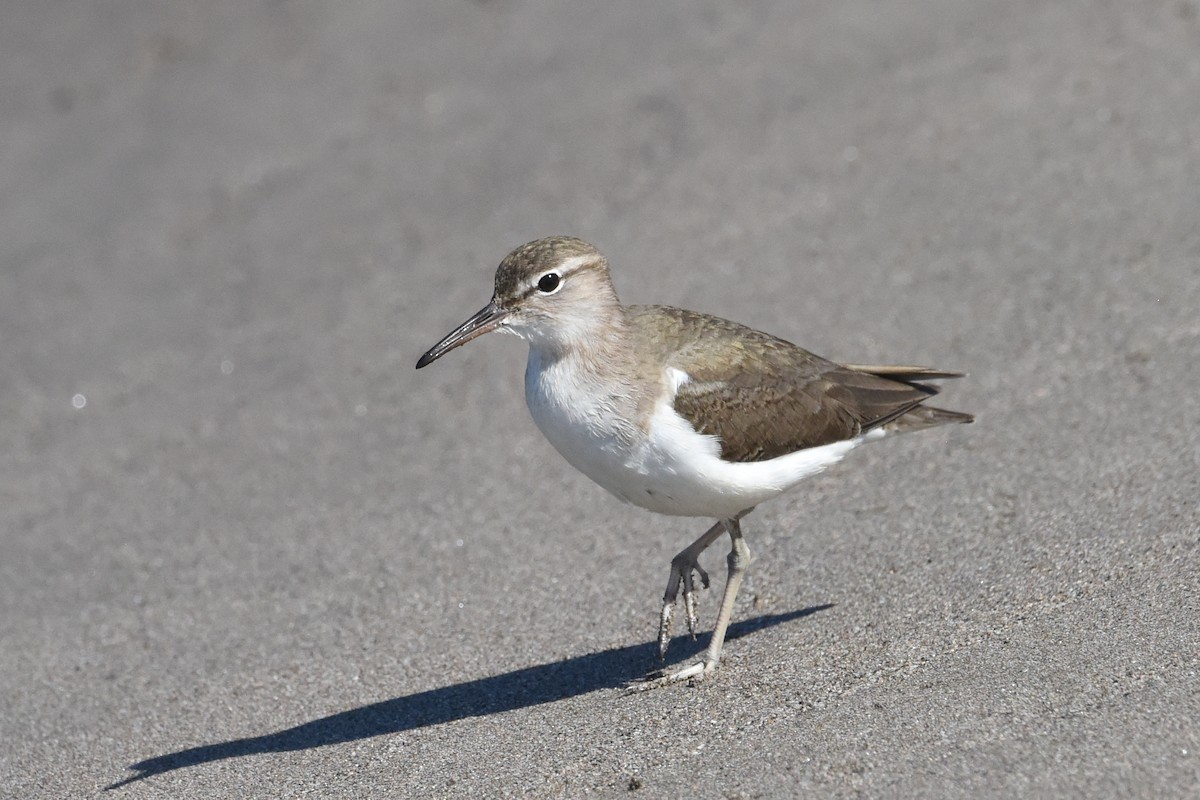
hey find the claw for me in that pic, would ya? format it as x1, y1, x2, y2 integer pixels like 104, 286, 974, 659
659, 555, 709, 658
626, 659, 715, 693
681, 562, 709, 638
654, 520, 726, 662
656, 601, 673, 659
683, 575, 699, 637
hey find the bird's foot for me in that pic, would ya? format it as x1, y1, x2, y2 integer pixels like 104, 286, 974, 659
657, 553, 710, 659
626, 658, 717, 693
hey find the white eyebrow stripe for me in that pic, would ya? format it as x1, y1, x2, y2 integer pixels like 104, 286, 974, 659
555, 254, 601, 274
521, 253, 605, 297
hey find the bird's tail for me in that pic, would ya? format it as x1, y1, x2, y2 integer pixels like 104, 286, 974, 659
843, 364, 975, 433
883, 404, 975, 434
842, 364, 966, 382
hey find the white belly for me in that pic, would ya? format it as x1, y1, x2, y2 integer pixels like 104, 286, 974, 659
624, 400, 863, 517
525, 354, 863, 519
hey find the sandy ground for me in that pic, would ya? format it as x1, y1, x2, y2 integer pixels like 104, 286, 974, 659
2, 1, 1197, 797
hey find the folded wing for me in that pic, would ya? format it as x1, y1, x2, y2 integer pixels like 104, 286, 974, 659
631, 306, 968, 463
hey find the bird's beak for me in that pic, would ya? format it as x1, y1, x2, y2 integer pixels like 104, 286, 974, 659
415, 301, 509, 369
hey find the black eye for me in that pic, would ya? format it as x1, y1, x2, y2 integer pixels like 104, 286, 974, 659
537, 272, 561, 293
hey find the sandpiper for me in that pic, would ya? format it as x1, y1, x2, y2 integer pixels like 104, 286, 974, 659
416, 236, 972, 687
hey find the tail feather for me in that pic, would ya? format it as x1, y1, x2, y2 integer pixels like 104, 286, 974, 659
883, 404, 975, 434
844, 364, 967, 382
838, 363, 972, 435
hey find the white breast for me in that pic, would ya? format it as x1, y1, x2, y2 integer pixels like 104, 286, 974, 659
524, 348, 643, 493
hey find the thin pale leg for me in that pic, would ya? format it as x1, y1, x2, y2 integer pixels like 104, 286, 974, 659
634, 517, 752, 690
657, 520, 725, 659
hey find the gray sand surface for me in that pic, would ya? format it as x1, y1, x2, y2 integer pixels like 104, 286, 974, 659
2, 1, 1197, 797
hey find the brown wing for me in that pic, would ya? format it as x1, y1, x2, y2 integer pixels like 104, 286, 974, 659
630, 306, 953, 463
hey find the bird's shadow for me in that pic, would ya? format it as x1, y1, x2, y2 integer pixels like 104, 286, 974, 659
107, 605, 831, 789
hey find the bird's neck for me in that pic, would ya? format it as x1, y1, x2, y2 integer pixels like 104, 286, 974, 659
528, 302, 631, 372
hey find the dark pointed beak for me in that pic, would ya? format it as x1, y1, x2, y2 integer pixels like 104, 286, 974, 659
415, 301, 509, 369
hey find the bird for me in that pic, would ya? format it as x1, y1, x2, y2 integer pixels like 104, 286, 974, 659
416, 236, 972, 687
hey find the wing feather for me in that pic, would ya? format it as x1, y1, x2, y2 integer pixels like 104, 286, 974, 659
628, 306, 962, 463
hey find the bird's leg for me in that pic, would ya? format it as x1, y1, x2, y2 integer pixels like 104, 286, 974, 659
635, 517, 752, 690
697, 517, 751, 676
657, 520, 725, 659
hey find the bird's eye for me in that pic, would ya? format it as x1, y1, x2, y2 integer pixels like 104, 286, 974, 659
537, 272, 561, 293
